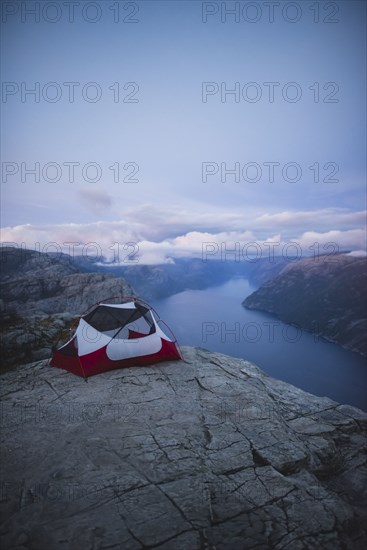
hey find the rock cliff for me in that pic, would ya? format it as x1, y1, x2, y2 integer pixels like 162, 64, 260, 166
1, 347, 366, 549
243, 254, 367, 356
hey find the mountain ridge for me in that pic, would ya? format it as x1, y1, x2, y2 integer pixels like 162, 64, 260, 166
243, 254, 367, 356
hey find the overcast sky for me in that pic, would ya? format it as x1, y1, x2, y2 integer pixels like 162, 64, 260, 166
1, 0, 366, 263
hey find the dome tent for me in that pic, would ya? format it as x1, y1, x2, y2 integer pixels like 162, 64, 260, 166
51, 297, 182, 378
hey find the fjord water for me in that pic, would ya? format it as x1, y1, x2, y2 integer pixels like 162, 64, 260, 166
152, 278, 367, 411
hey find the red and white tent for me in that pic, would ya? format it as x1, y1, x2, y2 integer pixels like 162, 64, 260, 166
51, 298, 182, 378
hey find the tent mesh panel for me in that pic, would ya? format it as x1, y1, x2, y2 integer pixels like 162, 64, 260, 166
83, 304, 149, 332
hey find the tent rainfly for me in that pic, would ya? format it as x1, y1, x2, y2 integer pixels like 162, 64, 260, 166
51, 298, 182, 378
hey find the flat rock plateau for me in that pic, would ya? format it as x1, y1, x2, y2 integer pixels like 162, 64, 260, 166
1, 347, 366, 549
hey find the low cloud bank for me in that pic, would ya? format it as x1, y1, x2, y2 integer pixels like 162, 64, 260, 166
1, 207, 366, 265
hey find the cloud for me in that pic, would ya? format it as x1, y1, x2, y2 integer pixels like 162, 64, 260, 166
296, 229, 367, 252
118, 204, 254, 241
78, 189, 112, 216
1, 206, 366, 265
255, 209, 366, 229
346, 250, 367, 257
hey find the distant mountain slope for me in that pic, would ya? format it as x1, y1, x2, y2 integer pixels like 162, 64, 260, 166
91, 257, 289, 300
243, 254, 367, 356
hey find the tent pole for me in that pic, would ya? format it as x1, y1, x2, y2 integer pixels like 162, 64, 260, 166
78, 357, 88, 382
107, 308, 142, 346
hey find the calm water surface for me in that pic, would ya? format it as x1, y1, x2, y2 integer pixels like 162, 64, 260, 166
152, 278, 367, 411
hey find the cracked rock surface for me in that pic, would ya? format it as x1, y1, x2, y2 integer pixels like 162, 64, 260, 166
1, 347, 366, 549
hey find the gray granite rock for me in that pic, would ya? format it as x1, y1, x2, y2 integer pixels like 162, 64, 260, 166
1, 347, 366, 549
